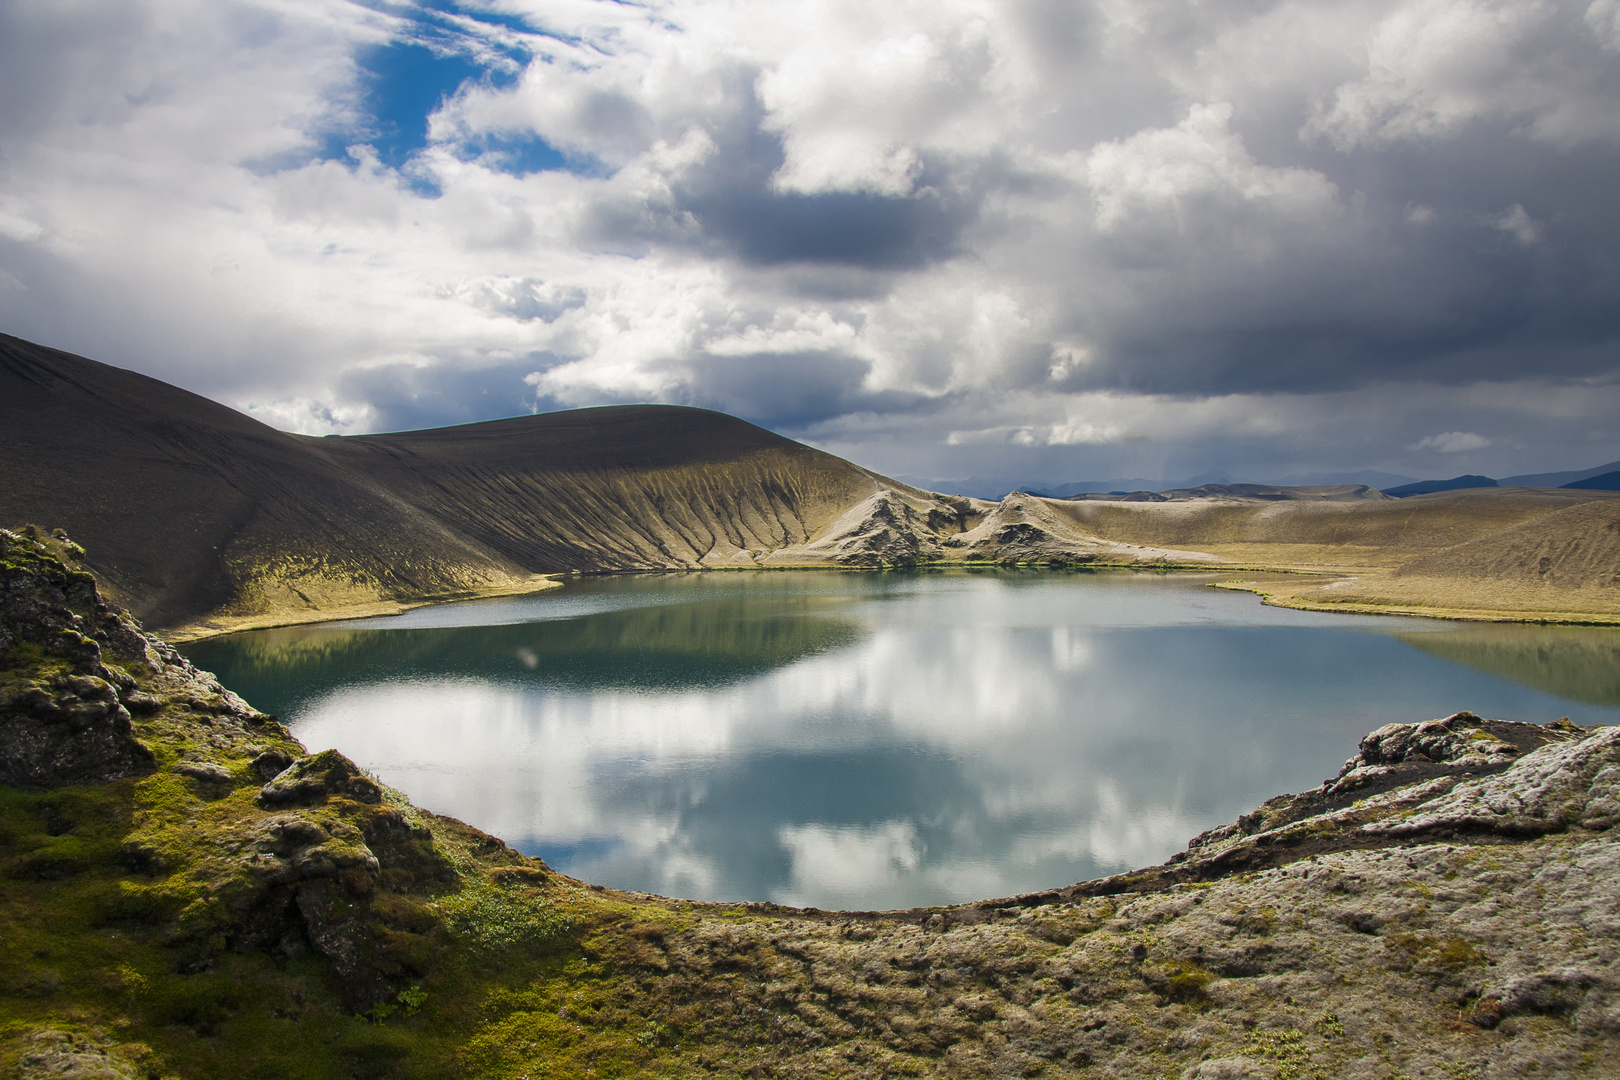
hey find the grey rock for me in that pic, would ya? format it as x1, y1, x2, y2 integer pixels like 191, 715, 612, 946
11, 1029, 141, 1080
251, 748, 295, 781
1368, 723, 1620, 838
259, 750, 383, 807
0, 673, 154, 789
173, 760, 236, 787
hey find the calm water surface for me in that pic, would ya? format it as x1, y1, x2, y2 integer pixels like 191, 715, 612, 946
181, 570, 1620, 909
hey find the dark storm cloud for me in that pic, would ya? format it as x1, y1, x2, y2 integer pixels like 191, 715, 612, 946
684, 182, 968, 270
567, 63, 977, 272
671, 352, 932, 431
673, 95, 972, 270
1064, 124, 1620, 397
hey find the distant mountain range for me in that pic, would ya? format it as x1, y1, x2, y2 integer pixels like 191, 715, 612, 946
1383, 465, 1620, 497
903, 462, 1620, 501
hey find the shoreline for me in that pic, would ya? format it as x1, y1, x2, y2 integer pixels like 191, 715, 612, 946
159, 558, 1620, 642
161, 573, 565, 642
1212, 577, 1620, 626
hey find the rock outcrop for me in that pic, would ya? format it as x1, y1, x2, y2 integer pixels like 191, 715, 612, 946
0, 526, 487, 1010
0, 526, 158, 787
945, 492, 1219, 566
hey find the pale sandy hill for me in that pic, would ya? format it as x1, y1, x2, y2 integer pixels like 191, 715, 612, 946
1049, 488, 1616, 572
1281, 494, 1620, 620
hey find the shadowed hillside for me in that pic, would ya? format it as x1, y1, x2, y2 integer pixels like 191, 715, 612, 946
0, 334, 542, 631
0, 334, 934, 634
317, 409, 893, 572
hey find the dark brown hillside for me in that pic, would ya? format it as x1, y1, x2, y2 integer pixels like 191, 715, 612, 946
0, 333, 901, 635
318, 409, 890, 572
0, 333, 535, 631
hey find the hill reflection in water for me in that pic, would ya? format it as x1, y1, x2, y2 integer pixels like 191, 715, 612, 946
183, 571, 1620, 909
1395, 625, 1620, 709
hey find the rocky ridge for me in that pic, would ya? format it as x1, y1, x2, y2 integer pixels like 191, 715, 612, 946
2, 528, 1618, 1079
0, 526, 540, 1018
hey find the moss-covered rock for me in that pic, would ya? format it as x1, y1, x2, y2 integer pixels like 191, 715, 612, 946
1, 527, 158, 788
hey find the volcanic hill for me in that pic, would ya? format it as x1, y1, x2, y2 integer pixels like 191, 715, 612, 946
0, 334, 1200, 636
3, 331, 1619, 631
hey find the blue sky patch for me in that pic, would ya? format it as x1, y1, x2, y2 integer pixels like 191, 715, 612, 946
471, 133, 569, 175
304, 4, 596, 189
357, 41, 482, 170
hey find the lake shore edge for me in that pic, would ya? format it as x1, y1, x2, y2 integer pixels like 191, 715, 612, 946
161, 557, 1620, 644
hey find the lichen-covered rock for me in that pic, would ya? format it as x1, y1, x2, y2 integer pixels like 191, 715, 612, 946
258, 749, 383, 807
1369, 723, 1620, 838
6, 1029, 144, 1080
0, 526, 162, 671
1, 527, 157, 787
0, 673, 154, 788
1169, 712, 1589, 871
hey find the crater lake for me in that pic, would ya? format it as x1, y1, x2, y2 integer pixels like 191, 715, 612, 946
181, 569, 1620, 910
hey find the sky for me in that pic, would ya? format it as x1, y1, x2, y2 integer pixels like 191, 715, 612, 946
2, 0, 1618, 488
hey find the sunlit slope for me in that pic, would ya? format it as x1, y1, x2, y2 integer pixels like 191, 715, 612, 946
1286, 494, 1620, 619
1051, 489, 1616, 572
1052, 488, 1620, 620
0, 334, 539, 631
312, 406, 897, 570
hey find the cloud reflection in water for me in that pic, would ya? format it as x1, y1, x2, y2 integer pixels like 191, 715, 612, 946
194, 572, 1620, 909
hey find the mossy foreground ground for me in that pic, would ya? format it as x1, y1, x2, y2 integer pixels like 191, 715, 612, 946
3, 526, 1619, 1080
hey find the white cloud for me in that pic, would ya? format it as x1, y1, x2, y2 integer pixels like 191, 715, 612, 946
1087, 102, 1339, 232
1589, 0, 1620, 51
1307, 0, 1620, 149
0, 0, 1615, 479
1492, 203, 1543, 245
1410, 430, 1491, 452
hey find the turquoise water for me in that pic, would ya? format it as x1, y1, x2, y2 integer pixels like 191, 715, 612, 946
181, 570, 1620, 910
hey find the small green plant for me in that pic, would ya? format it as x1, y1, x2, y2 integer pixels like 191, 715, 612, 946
398, 985, 428, 1015
1146, 959, 1217, 1005
432, 884, 574, 954
1241, 1027, 1325, 1080
365, 985, 429, 1023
